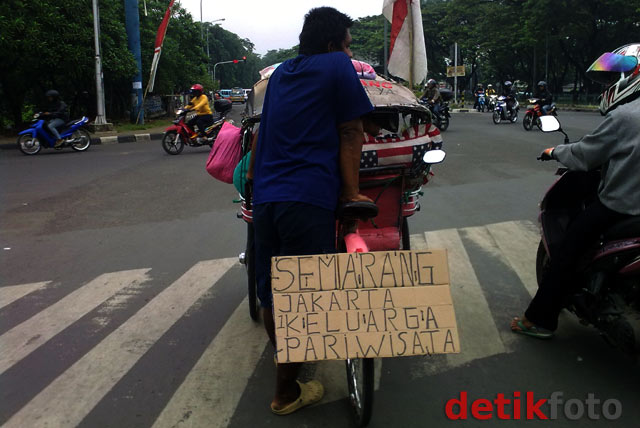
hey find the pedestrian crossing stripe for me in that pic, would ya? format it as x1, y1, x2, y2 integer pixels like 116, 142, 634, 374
0, 221, 540, 427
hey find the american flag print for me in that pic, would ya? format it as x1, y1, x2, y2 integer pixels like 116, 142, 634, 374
361, 124, 443, 169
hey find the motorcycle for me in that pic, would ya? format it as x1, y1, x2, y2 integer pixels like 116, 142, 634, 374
475, 93, 486, 112
419, 99, 450, 132
523, 98, 558, 131
536, 116, 640, 356
161, 100, 232, 155
492, 96, 519, 124
487, 94, 498, 112
17, 113, 91, 155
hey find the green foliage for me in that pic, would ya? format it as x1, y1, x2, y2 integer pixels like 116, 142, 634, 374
350, 15, 386, 66
2, 0, 638, 127
260, 46, 299, 68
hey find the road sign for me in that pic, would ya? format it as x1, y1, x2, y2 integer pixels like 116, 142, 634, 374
447, 65, 465, 77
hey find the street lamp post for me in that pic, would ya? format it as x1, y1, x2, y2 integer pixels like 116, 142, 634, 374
205, 19, 225, 83
92, 0, 108, 126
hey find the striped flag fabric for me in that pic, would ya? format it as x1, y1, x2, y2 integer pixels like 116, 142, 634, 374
361, 124, 442, 169
148, 0, 175, 92
382, 0, 428, 85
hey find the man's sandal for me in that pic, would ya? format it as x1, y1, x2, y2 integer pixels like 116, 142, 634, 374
511, 317, 554, 339
270, 380, 324, 415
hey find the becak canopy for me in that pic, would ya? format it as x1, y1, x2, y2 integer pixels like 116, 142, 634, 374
246, 60, 424, 118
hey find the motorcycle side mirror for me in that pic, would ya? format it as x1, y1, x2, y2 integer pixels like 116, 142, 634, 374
423, 149, 446, 164
539, 116, 561, 133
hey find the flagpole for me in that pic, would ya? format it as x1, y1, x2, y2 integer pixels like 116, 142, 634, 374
408, 0, 414, 88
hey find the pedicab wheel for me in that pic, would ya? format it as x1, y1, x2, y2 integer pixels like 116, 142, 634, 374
401, 217, 410, 250
71, 129, 91, 151
17, 134, 41, 155
246, 222, 259, 321
492, 111, 501, 124
346, 357, 374, 427
162, 131, 184, 155
523, 112, 534, 131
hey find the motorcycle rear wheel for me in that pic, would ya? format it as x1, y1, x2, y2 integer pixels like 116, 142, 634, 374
523, 113, 534, 131
162, 131, 184, 155
17, 134, 41, 155
71, 129, 91, 151
437, 115, 450, 132
492, 111, 501, 124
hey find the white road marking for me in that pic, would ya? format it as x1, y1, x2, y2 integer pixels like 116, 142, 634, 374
0, 270, 150, 375
3, 259, 236, 428
153, 296, 268, 428
0, 281, 50, 309
486, 221, 540, 297
413, 228, 505, 376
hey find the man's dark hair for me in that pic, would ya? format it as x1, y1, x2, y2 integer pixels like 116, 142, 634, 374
298, 7, 353, 56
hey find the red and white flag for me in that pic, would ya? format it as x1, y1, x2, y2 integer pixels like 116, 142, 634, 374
148, 0, 175, 92
382, 0, 427, 84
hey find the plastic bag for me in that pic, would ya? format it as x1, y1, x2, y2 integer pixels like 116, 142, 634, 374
205, 121, 243, 183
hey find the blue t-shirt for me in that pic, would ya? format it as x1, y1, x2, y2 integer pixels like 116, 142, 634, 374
253, 52, 374, 211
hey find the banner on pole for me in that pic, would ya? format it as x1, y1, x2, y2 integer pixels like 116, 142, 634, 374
148, 0, 175, 92
382, 0, 428, 85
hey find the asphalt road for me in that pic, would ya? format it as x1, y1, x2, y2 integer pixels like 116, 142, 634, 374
1, 106, 638, 428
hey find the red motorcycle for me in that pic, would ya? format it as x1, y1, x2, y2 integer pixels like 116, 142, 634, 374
161, 100, 232, 155
523, 98, 557, 131
537, 116, 640, 355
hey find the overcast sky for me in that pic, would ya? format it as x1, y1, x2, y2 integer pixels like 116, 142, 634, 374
178, 0, 384, 55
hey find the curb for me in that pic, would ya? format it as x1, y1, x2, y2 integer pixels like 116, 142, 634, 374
451, 109, 480, 113
92, 132, 164, 145
1, 132, 164, 150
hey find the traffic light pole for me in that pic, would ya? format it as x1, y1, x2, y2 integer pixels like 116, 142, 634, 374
212, 58, 246, 88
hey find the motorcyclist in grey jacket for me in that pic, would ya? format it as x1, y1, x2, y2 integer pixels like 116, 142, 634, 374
512, 43, 640, 337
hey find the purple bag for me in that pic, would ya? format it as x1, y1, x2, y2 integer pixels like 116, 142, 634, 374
205, 121, 243, 183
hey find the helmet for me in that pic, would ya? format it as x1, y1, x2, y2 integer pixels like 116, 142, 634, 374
487, 84, 493, 88
45, 89, 59, 99
189, 84, 204, 97
537, 80, 547, 88
586, 43, 640, 114
504, 81, 512, 87
427, 78, 436, 88
477, 83, 483, 88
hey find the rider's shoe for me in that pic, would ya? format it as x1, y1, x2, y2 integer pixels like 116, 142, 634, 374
54, 139, 64, 148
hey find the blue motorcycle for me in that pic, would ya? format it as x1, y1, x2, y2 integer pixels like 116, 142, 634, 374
17, 113, 91, 155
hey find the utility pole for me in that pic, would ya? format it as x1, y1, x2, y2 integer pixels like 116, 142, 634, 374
454, 42, 458, 104
91, 0, 109, 128
545, 35, 549, 83
383, 19, 388, 76
124, 0, 144, 124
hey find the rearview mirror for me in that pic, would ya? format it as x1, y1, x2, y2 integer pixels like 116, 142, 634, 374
539, 116, 561, 132
423, 149, 446, 164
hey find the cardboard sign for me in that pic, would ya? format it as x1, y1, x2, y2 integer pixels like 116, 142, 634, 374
272, 250, 459, 363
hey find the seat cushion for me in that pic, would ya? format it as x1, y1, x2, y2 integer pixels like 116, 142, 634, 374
603, 216, 640, 240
